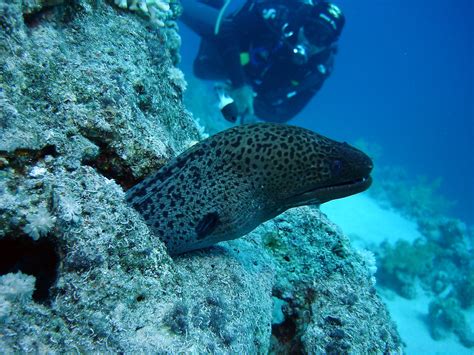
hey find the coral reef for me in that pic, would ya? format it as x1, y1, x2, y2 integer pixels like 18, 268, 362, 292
376, 217, 473, 301
352, 137, 474, 349
1, 0, 401, 352
375, 212, 473, 347
370, 165, 455, 220
457, 270, 474, 309
376, 239, 439, 299
428, 297, 474, 348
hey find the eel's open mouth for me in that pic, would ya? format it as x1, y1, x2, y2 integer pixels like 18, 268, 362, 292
320, 175, 372, 193
312, 175, 372, 203
288, 175, 373, 207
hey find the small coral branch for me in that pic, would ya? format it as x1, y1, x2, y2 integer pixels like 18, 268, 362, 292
23, 206, 56, 241
114, 0, 171, 26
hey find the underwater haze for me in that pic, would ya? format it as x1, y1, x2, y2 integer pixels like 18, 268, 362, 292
179, 0, 474, 224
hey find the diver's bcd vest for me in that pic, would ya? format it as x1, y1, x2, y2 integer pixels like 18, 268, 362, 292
223, 0, 333, 101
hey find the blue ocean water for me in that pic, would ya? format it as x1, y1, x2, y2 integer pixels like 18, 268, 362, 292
179, 0, 474, 224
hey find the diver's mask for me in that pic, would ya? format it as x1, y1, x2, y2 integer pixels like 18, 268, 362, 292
281, 23, 310, 66
289, 27, 325, 66
282, 1, 345, 65
292, 44, 309, 65
283, 21, 332, 66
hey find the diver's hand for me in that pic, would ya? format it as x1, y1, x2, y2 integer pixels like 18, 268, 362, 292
231, 84, 255, 117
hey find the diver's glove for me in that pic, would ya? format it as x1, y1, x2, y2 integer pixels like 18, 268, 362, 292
231, 84, 255, 117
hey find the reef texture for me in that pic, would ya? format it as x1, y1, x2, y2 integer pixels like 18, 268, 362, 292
376, 216, 474, 348
364, 158, 474, 348
0, 0, 401, 352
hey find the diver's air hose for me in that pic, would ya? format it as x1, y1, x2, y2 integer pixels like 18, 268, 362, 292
214, 0, 232, 35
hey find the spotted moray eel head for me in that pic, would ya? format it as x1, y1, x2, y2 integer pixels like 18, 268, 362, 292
228, 123, 373, 208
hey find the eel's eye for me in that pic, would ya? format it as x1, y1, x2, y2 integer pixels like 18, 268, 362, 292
331, 159, 343, 175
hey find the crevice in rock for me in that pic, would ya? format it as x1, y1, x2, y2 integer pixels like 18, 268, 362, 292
0, 233, 60, 304
22, 0, 76, 29
272, 316, 297, 344
23, 7, 54, 28
271, 294, 305, 355
271, 314, 304, 354
0, 145, 58, 175
82, 141, 139, 190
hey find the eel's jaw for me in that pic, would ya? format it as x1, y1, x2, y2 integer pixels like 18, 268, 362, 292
284, 175, 373, 208
313, 175, 372, 204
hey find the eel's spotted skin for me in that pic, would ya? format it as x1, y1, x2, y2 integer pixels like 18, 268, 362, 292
126, 123, 373, 255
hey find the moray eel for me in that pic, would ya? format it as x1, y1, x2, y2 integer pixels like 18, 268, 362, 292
126, 123, 373, 255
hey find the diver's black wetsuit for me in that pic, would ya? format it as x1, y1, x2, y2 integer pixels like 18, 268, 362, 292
181, 0, 337, 122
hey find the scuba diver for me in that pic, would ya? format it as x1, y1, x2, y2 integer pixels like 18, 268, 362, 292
180, 0, 345, 123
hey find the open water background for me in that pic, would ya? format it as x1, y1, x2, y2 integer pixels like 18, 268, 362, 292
179, 0, 474, 223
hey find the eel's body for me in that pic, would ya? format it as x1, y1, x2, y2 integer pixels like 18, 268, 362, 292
126, 123, 372, 255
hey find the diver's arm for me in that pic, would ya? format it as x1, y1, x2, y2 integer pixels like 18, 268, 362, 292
277, 60, 331, 118
285, 87, 319, 118
217, 34, 246, 87
214, 4, 261, 88
255, 73, 325, 122
180, 0, 220, 37
274, 46, 335, 104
